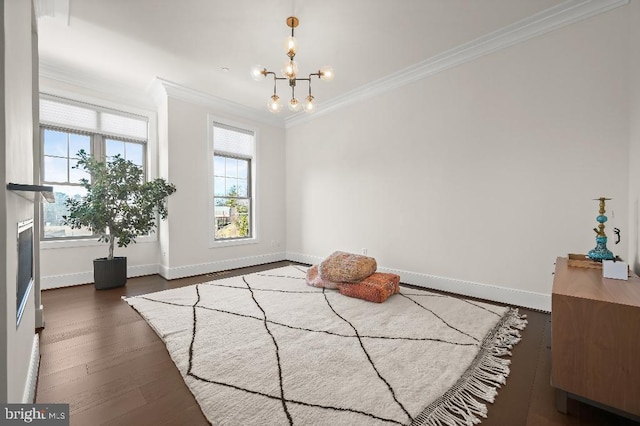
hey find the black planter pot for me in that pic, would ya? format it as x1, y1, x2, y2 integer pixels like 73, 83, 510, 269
93, 257, 127, 290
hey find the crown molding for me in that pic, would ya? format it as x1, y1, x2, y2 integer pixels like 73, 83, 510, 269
39, 63, 285, 128
285, 0, 629, 128
149, 78, 286, 128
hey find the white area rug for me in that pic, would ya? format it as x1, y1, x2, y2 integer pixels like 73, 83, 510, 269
125, 266, 526, 425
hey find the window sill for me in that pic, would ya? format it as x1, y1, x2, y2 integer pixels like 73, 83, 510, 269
41, 234, 158, 250
209, 237, 259, 249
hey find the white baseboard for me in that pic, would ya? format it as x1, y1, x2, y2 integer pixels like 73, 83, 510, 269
41, 263, 159, 290
41, 253, 288, 288
41, 271, 92, 289
159, 252, 287, 280
22, 335, 40, 403
285, 251, 551, 312
40, 251, 550, 311
285, 252, 322, 266
382, 266, 550, 312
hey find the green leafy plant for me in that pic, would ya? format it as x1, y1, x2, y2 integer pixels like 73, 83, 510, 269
63, 149, 176, 260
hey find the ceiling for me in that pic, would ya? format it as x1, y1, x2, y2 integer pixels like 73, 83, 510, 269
37, 0, 565, 117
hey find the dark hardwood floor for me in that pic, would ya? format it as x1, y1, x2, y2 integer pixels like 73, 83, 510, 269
35, 261, 639, 425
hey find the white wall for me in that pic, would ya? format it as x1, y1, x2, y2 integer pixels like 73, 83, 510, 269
1, 0, 38, 402
286, 6, 631, 311
628, 0, 640, 274
157, 92, 287, 278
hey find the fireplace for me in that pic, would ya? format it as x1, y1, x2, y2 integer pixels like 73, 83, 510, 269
16, 218, 34, 326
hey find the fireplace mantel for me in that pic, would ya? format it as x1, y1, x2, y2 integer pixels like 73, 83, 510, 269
6, 183, 55, 203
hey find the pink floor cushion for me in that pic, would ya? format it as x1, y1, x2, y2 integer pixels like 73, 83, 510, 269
337, 272, 401, 303
319, 251, 377, 283
305, 265, 341, 289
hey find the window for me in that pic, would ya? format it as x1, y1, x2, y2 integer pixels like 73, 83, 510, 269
211, 122, 255, 241
41, 128, 93, 239
39, 94, 148, 240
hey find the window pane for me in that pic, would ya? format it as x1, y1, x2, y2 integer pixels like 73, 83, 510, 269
44, 156, 68, 182
237, 179, 248, 197
69, 133, 90, 158
226, 157, 238, 178
43, 130, 67, 157
214, 177, 226, 196
126, 142, 144, 166
69, 158, 88, 184
213, 156, 226, 177
106, 139, 125, 159
212, 150, 252, 241
237, 159, 249, 179
214, 198, 250, 239
214, 202, 231, 232
43, 185, 93, 238
226, 179, 238, 196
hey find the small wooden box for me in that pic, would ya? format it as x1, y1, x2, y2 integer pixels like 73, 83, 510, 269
567, 253, 623, 270
567, 253, 603, 269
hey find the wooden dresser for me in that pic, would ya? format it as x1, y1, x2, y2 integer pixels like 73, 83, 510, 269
551, 256, 640, 417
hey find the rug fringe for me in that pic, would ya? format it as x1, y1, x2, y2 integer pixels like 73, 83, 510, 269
411, 308, 527, 426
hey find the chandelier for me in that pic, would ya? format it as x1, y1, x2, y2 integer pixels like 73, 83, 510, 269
250, 16, 334, 114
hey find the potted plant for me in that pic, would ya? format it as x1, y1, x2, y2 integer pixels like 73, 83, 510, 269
63, 149, 176, 290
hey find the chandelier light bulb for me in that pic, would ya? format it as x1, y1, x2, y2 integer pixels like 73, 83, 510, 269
284, 36, 298, 57
267, 94, 283, 113
282, 60, 298, 79
319, 65, 334, 81
288, 97, 301, 112
303, 95, 316, 113
250, 64, 266, 81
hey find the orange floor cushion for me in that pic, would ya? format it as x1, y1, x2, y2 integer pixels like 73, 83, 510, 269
337, 272, 401, 303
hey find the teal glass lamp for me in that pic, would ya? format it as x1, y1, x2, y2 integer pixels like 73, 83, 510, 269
587, 197, 614, 261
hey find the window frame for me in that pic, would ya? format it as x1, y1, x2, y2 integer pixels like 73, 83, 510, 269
208, 115, 258, 248
40, 125, 96, 241
40, 127, 148, 241
213, 153, 252, 240
39, 92, 157, 250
